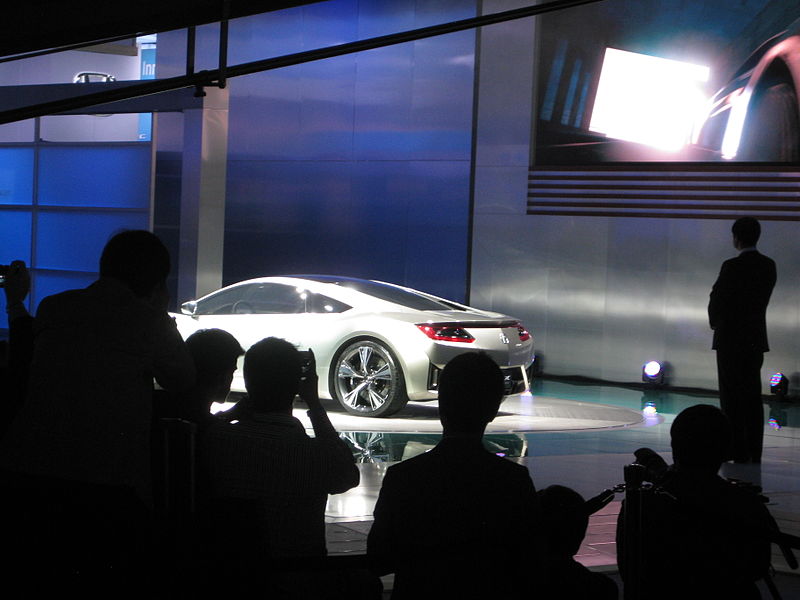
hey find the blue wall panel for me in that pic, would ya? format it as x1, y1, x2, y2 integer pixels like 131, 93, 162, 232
155, 0, 477, 303
38, 146, 151, 208
0, 148, 34, 205
36, 211, 148, 272
0, 210, 32, 263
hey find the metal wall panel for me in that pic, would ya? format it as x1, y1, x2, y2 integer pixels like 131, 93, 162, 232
474, 206, 799, 391
471, 1, 800, 392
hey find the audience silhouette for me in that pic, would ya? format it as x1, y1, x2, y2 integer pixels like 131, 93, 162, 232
1, 259, 32, 438
182, 327, 244, 424
539, 484, 618, 599
5, 238, 783, 599
367, 351, 545, 599
617, 404, 776, 600
0, 230, 195, 594
151, 326, 243, 528
198, 337, 365, 597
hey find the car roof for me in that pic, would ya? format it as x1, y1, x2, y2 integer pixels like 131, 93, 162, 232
223, 275, 471, 312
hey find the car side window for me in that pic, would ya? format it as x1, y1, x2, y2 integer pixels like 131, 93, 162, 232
195, 285, 250, 315
243, 283, 307, 314
308, 293, 351, 314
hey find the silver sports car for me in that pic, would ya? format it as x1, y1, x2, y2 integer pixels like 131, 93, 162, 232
172, 275, 535, 417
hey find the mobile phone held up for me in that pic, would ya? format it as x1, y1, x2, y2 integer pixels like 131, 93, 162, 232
298, 349, 314, 380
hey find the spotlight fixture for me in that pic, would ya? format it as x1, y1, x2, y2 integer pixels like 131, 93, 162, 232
641, 360, 665, 385
770, 372, 789, 397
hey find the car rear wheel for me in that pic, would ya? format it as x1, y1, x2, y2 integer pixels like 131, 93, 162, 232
330, 339, 408, 417
739, 82, 800, 162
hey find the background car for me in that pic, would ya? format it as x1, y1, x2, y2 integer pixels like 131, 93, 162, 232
693, 17, 800, 161
172, 275, 535, 417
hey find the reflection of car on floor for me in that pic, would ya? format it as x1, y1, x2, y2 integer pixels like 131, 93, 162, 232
172, 275, 535, 417
339, 431, 529, 463
693, 17, 800, 161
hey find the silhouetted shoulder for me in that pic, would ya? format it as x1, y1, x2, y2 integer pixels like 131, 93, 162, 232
382, 440, 535, 496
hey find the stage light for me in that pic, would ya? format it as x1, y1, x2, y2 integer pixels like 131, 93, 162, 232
642, 402, 658, 417
770, 372, 788, 397
642, 360, 665, 385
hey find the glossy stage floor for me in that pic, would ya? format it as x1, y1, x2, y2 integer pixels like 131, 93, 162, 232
292, 377, 800, 593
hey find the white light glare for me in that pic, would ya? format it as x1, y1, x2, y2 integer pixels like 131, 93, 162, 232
720, 88, 751, 159
643, 361, 662, 378
590, 48, 710, 151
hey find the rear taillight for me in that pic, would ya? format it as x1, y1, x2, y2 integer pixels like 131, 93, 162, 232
515, 322, 531, 342
416, 323, 475, 343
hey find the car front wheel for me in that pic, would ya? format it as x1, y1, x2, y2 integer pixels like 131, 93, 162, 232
330, 339, 408, 417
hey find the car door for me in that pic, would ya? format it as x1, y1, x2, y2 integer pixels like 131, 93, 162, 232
185, 281, 352, 393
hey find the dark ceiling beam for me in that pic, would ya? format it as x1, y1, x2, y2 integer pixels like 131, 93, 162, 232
2, 1, 324, 59
0, 82, 207, 115
0, 0, 605, 125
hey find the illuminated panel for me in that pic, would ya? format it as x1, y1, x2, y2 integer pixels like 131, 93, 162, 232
589, 48, 710, 152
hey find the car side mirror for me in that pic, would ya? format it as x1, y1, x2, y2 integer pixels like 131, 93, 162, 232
181, 300, 198, 317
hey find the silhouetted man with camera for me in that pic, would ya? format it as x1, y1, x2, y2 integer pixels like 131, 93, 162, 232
200, 337, 359, 558
0, 230, 195, 593
617, 404, 775, 600
1, 260, 32, 436
709, 216, 776, 463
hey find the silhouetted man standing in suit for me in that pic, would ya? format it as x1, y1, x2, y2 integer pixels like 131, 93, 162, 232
709, 217, 776, 463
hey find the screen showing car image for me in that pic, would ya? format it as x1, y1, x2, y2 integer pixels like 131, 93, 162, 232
533, 0, 800, 164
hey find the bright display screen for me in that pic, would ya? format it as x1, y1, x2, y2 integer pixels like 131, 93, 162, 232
534, 0, 800, 164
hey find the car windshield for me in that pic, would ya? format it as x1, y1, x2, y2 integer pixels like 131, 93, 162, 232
297, 276, 464, 311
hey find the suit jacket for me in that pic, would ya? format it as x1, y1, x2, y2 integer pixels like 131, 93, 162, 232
367, 436, 544, 599
708, 249, 776, 352
1, 313, 34, 438
0, 278, 195, 503
199, 409, 359, 558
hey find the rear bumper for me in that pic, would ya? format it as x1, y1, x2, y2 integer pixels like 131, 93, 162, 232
502, 360, 535, 395
424, 355, 535, 396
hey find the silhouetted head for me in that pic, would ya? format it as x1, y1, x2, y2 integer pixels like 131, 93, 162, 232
99, 230, 170, 297
243, 337, 302, 411
538, 485, 588, 559
732, 216, 761, 248
185, 329, 244, 407
670, 404, 732, 471
438, 352, 504, 435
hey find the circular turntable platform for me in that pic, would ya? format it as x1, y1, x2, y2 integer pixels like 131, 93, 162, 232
295, 392, 645, 434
